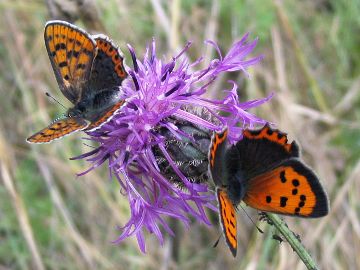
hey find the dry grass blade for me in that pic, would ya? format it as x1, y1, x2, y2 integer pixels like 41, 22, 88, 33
0, 134, 45, 270
34, 151, 114, 268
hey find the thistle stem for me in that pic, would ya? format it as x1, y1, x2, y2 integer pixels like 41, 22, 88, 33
264, 213, 318, 270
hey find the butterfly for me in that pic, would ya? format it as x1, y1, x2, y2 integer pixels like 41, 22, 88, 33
208, 124, 329, 257
27, 20, 128, 143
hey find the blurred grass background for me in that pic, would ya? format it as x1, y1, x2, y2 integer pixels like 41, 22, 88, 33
0, 0, 359, 269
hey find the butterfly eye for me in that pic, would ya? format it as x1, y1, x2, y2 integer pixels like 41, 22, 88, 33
68, 108, 81, 117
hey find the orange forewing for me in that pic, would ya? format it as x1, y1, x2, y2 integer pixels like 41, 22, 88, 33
217, 189, 237, 257
44, 21, 96, 103
26, 117, 88, 143
243, 159, 329, 217
243, 124, 296, 154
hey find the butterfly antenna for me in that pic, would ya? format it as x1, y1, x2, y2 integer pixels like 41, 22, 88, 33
239, 204, 264, 234
213, 233, 222, 248
82, 143, 95, 149
45, 92, 67, 110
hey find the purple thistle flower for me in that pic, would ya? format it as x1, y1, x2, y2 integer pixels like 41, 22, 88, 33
72, 34, 272, 252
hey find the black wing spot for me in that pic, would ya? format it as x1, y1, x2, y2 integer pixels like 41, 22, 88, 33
295, 207, 300, 214
299, 201, 305, 208
266, 196, 272, 203
280, 171, 287, 183
280, 197, 288, 207
226, 228, 236, 241
76, 63, 86, 69
55, 43, 66, 51
300, 195, 306, 201
292, 189, 298, 195
39, 132, 50, 137
59, 61, 67, 67
229, 219, 235, 228
292, 179, 300, 187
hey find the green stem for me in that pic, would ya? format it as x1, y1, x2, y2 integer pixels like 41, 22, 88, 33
264, 213, 318, 270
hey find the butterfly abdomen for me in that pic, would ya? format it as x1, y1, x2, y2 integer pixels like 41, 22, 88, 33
153, 118, 211, 187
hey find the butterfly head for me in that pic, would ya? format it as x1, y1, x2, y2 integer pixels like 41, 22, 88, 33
67, 103, 85, 118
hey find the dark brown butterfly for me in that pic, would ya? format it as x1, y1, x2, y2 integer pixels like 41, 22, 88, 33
27, 20, 127, 143
208, 124, 329, 257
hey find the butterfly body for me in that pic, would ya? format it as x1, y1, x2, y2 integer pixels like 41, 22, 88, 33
67, 87, 121, 121
27, 21, 127, 143
208, 124, 329, 257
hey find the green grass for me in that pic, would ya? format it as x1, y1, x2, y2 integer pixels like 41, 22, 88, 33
0, 0, 359, 269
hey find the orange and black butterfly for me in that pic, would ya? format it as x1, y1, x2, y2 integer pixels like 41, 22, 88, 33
27, 20, 127, 143
208, 124, 329, 257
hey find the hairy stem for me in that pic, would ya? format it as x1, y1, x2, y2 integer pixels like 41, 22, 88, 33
265, 213, 318, 270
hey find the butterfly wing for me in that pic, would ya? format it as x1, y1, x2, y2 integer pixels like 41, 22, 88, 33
89, 34, 127, 92
243, 158, 329, 217
242, 124, 299, 155
209, 129, 238, 256
227, 124, 299, 181
85, 100, 125, 131
26, 117, 88, 143
208, 128, 229, 187
84, 35, 128, 130
44, 21, 97, 104
217, 188, 237, 257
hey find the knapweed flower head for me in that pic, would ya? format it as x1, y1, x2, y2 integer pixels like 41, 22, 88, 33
72, 33, 272, 252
